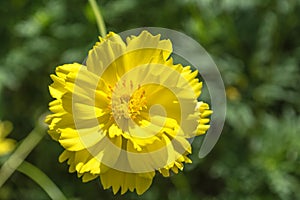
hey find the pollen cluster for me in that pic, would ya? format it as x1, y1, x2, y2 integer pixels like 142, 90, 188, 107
109, 80, 147, 121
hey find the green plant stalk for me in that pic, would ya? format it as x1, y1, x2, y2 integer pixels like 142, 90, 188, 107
17, 161, 67, 200
0, 120, 46, 188
88, 0, 107, 38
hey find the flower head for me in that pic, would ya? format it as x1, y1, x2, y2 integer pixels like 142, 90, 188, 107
0, 121, 16, 156
46, 30, 212, 195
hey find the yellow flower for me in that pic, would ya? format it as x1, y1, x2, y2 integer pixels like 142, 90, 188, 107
0, 121, 16, 156
45, 30, 212, 195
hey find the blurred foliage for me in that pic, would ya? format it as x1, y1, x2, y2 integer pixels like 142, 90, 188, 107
0, 0, 300, 199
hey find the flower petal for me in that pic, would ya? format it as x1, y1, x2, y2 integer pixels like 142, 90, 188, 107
100, 168, 154, 195
126, 30, 172, 60
86, 32, 126, 80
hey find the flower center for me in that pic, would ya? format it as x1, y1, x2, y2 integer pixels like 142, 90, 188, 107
110, 80, 147, 121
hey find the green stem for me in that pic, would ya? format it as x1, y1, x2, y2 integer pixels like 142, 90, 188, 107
0, 118, 46, 188
17, 161, 67, 200
88, 0, 107, 38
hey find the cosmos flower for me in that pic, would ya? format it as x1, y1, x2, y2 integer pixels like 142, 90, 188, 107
0, 121, 16, 156
45, 30, 212, 195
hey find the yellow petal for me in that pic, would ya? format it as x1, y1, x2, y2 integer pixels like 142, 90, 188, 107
86, 32, 126, 78
58, 126, 105, 151
58, 150, 72, 163
126, 30, 172, 60
48, 63, 82, 99
100, 168, 154, 195
82, 173, 98, 182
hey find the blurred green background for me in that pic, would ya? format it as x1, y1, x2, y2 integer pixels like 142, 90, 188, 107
0, 0, 300, 199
